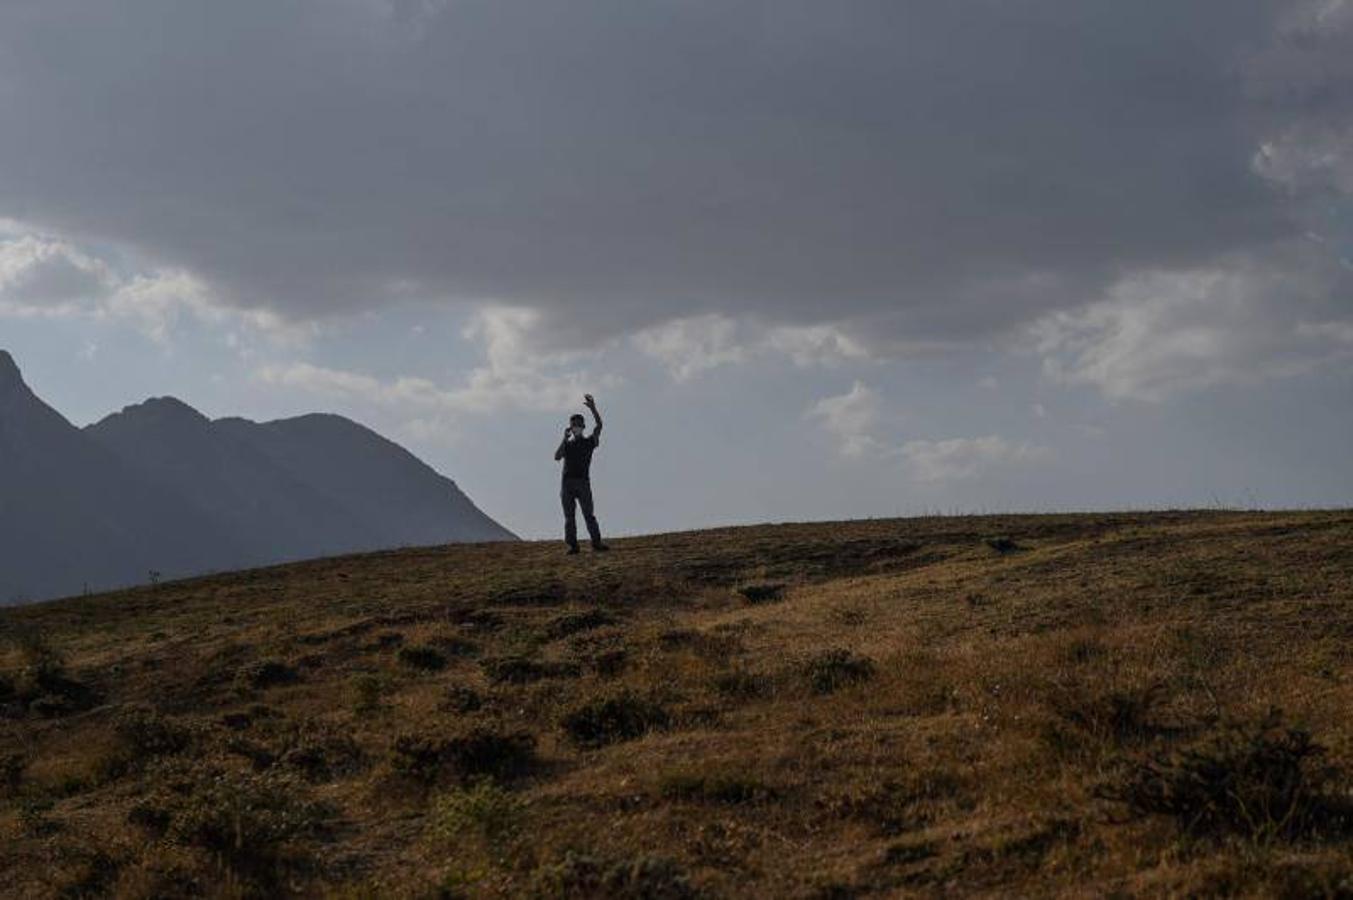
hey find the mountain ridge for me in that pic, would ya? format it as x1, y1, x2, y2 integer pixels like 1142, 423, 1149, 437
0, 351, 515, 603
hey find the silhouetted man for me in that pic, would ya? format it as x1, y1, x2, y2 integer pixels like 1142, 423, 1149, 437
555, 393, 609, 554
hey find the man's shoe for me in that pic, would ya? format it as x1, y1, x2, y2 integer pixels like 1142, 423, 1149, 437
566, 545, 580, 555
592, 543, 611, 552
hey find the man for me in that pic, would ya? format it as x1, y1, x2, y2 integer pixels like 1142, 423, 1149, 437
554, 393, 609, 554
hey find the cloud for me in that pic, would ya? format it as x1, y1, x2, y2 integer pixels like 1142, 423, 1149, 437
0, 1, 1341, 358
806, 380, 885, 459
632, 314, 745, 381
898, 436, 1053, 484
632, 315, 872, 380
764, 324, 871, 368
256, 357, 600, 417
807, 381, 1050, 481
0, 227, 314, 345
1247, 0, 1353, 199
1032, 242, 1353, 401
257, 304, 617, 438
0, 235, 114, 316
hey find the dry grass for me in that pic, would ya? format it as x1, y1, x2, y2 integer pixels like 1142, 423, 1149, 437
1, 510, 1351, 897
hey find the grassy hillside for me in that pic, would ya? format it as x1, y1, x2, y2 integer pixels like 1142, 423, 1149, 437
2, 511, 1351, 898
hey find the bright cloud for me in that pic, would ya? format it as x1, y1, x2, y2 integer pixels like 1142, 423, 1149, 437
0, 227, 312, 346
807, 382, 1051, 482
806, 381, 885, 459
632, 315, 746, 382
898, 436, 1053, 484
1032, 245, 1353, 401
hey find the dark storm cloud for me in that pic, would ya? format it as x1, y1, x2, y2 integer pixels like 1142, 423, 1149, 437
0, 0, 1333, 344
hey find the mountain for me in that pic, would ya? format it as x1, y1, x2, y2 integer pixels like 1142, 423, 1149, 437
212, 413, 512, 549
0, 351, 514, 603
0, 352, 250, 603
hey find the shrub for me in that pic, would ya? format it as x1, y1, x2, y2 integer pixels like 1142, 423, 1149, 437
804, 649, 875, 694
14, 628, 62, 676
1051, 682, 1167, 746
657, 629, 740, 658
113, 705, 193, 758
658, 770, 776, 805
441, 685, 484, 714
278, 729, 366, 783
238, 659, 300, 690
825, 772, 964, 836
430, 635, 481, 658
532, 850, 696, 899
737, 583, 786, 604
390, 726, 537, 784
127, 796, 174, 833
166, 772, 331, 876
589, 649, 628, 678
985, 537, 1022, 554
712, 670, 770, 700
561, 693, 671, 749
7, 631, 99, 717
17, 795, 58, 835
1110, 711, 1353, 843
350, 673, 386, 714
481, 655, 579, 685
398, 645, 448, 671
1, 752, 24, 797
543, 609, 616, 641
430, 779, 528, 848
658, 629, 698, 650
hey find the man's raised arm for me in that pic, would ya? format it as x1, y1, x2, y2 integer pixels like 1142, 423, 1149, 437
585, 394, 603, 437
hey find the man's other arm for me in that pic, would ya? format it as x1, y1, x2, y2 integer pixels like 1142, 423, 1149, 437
585, 395, 603, 443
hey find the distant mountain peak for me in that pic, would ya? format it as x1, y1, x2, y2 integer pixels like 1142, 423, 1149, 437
105, 395, 210, 427
0, 349, 26, 391
4, 366, 515, 604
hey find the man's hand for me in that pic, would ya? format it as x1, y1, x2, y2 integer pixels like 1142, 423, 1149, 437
584, 393, 603, 437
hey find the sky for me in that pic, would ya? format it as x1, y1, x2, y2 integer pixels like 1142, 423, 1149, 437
1, 0, 1351, 540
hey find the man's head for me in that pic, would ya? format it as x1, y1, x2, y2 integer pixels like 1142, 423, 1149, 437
569, 413, 585, 435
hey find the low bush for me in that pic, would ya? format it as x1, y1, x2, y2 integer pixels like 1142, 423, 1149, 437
430, 778, 528, 848
532, 850, 696, 899
390, 725, 537, 784
1110, 711, 1353, 843
398, 644, 448, 671
588, 649, 628, 678
561, 693, 671, 749
114, 705, 193, 758
481, 655, 579, 685
441, 684, 484, 713
985, 537, 1022, 554
6, 632, 100, 717
659, 770, 776, 805
737, 582, 787, 604
350, 673, 386, 714
278, 729, 366, 783
712, 670, 770, 700
1051, 681, 1168, 746
1, 752, 24, 796
804, 649, 875, 694
543, 609, 616, 641
165, 772, 331, 878
238, 659, 300, 690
